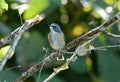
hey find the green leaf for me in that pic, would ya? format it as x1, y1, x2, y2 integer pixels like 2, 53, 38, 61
70, 57, 88, 73
0, 69, 19, 82
98, 34, 107, 45
0, 0, 8, 15
0, 45, 14, 61
17, 31, 45, 63
97, 48, 120, 82
23, 0, 49, 19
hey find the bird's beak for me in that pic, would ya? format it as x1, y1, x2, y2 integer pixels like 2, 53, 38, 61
50, 26, 53, 31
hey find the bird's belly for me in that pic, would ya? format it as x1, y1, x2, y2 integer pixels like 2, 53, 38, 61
49, 33, 65, 50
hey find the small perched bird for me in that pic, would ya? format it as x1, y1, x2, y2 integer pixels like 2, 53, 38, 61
48, 23, 65, 60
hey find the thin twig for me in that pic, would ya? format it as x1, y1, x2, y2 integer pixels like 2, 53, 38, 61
43, 36, 120, 81
43, 34, 98, 82
63, 12, 120, 51
15, 12, 120, 82
103, 30, 120, 38
19, 15, 23, 25
64, 44, 120, 54
0, 15, 45, 72
0, 27, 20, 48
15, 53, 57, 82
0, 14, 45, 48
0, 23, 27, 72
37, 48, 48, 82
7, 65, 21, 70
108, 0, 118, 20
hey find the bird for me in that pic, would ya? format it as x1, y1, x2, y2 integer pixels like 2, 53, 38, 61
48, 23, 65, 60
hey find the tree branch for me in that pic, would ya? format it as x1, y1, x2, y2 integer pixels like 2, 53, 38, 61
103, 30, 120, 38
0, 14, 45, 48
0, 27, 19, 48
15, 12, 120, 82
63, 12, 120, 51
15, 53, 57, 82
43, 33, 97, 82
0, 14, 45, 72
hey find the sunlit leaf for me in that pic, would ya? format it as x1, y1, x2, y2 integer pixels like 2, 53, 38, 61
16, 4, 29, 15
0, 45, 14, 61
72, 23, 89, 36
104, 0, 114, 5
117, 1, 120, 10
23, 0, 49, 19
85, 57, 92, 70
98, 34, 107, 45
0, 0, 8, 15
93, 6, 108, 20
80, 0, 92, 12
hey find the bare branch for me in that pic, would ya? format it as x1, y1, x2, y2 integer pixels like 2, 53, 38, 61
37, 48, 48, 82
0, 15, 45, 71
0, 14, 45, 48
0, 28, 19, 48
103, 30, 120, 38
43, 36, 120, 81
15, 53, 57, 82
91, 45, 120, 50
63, 12, 120, 51
15, 12, 120, 82
43, 34, 98, 82
64, 44, 120, 55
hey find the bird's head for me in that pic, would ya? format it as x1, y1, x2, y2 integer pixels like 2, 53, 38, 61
50, 23, 62, 33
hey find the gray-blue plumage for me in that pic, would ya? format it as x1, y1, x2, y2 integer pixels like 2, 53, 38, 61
50, 23, 62, 33
48, 23, 65, 60
48, 23, 65, 50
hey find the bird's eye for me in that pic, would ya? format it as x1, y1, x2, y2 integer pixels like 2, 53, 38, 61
53, 26, 57, 28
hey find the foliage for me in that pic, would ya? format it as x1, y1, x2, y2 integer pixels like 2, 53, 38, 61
0, 0, 120, 82
0, 0, 8, 15
0, 45, 14, 61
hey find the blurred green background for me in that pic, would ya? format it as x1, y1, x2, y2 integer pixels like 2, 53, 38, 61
0, 0, 120, 82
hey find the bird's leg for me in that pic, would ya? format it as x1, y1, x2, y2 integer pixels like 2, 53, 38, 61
56, 50, 64, 61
